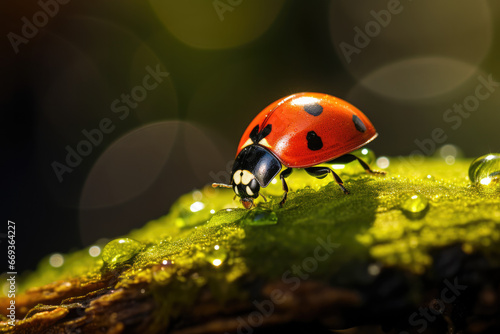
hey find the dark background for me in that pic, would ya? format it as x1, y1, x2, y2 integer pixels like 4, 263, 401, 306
1, 0, 500, 274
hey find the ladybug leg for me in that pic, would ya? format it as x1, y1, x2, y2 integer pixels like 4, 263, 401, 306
329, 154, 386, 175
279, 168, 293, 207
343, 154, 386, 175
305, 167, 349, 195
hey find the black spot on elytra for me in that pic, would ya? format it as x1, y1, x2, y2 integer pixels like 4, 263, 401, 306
249, 125, 259, 142
353, 115, 366, 133
306, 131, 323, 151
303, 102, 323, 116
249, 124, 273, 143
259, 124, 272, 140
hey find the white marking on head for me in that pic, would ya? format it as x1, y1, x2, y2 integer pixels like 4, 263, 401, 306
233, 170, 242, 184
234, 186, 239, 195
240, 138, 254, 150
241, 170, 254, 185
246, 186, 254, 197
258, 138, 271, 148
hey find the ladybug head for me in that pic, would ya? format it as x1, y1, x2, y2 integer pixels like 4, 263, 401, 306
232, 169, 260, 209
212, 145, 278, 209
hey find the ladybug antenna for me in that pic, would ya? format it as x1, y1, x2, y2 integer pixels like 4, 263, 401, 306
212, 183, 232, 189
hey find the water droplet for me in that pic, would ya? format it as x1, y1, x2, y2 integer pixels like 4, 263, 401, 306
190, 201, 205, 212
331, 164, 345, 170
469, 154, 500, 186
205, 247, 227, 267
102, 238, 143, 266
400, 193, 429, 219
242, 209, 278, 226
376, 156, 390, 169
353, 147, 376, 165
159, 236, 172, 245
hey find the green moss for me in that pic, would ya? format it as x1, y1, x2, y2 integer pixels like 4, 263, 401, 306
8, 157, 500, 301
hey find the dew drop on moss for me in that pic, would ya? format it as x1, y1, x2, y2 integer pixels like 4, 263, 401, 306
102, 238, 143, 265
242, 209, 278, 226
206, 247, 228, 267
400, 193, 429, 219
469, 154, 500, 186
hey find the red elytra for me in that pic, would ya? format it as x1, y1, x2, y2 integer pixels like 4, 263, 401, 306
236, 92, 378, 168
213, 92, 384, 209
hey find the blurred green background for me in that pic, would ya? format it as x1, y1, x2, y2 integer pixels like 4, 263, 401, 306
1, 0, 500, 273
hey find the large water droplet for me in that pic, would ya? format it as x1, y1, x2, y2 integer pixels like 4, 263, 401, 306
469, 154, 500, 186
400, 193, 429, 219
242, 209, 278, 226
102, 238, 143, 266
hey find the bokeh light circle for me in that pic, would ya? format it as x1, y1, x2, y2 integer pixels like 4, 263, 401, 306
180, 122, 232, 184
49, 253, 64, 268
149, 0, 285, 49
356, 57, 479, 100
36, 16, 178, 138
79, 121, 180, 209
330, 0, 492, 100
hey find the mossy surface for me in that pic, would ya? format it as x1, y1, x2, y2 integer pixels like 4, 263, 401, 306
2, 156, 500, 331
8, 157, 500, 294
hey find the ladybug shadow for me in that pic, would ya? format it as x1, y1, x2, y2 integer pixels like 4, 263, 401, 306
241, 177, 382, 279
281, 176, 380, 230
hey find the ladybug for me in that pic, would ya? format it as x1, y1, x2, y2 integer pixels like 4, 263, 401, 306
213, 92, 385, 209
